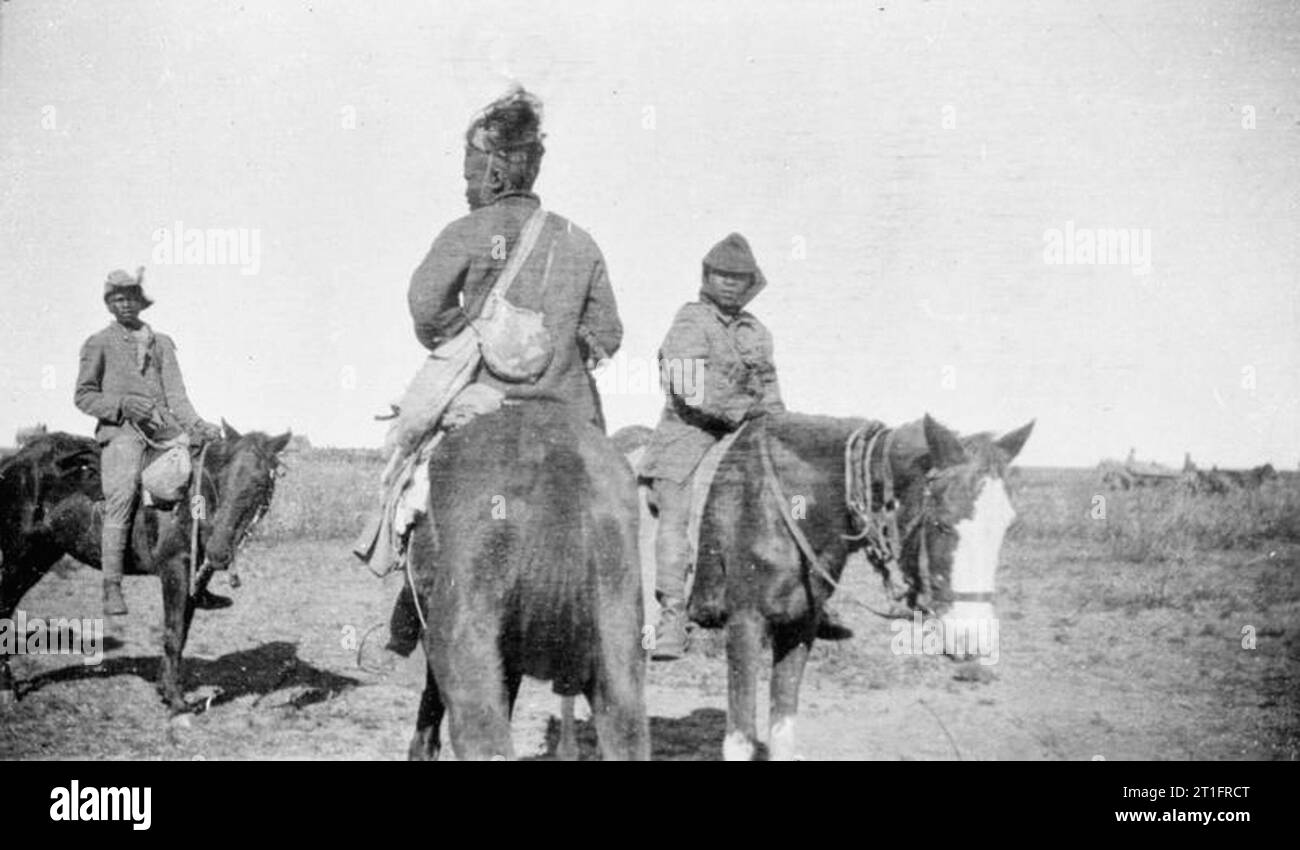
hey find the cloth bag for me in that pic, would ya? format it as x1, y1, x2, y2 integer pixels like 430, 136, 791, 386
138, 429, 192, 503
472, 207, 556, 383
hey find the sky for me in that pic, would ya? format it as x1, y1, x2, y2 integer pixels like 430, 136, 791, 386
1, 0, 1296, 468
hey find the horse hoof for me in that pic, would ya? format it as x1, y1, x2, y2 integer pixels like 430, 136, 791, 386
407, 731, 440, 762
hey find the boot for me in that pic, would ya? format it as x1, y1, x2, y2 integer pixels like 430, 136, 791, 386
192, 588, 234, 610
102, 524, 130, 617
351, 508, 383, 562
816, 606, 854, 641
358, 585, 422, 676
651, 597, 688, 662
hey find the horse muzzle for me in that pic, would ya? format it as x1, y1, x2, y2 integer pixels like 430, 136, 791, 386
937, 593, 999, 663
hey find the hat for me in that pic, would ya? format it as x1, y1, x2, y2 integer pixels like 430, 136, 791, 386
465, 87, 546, 159
103, 267, 153, 309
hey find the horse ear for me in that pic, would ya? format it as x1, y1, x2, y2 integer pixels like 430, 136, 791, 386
221, 419, 241, 441
267, 431, 292, 455
923, 414, 967, 468
996, 419, 1035, 462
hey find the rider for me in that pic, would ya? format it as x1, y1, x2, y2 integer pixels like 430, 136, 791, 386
370, 87, 623, 666
638, 234, 849, 660
74, 268, 222, 617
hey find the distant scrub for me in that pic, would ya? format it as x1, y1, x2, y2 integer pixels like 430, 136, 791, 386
1008, 468, 1300, 563
250, 452, 1300, 563
255, 447, 385, 543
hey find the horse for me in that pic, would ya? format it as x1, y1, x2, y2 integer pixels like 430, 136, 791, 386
609, 411, 1030, 761
404, 402, 649, 761
0, 421, 290, 709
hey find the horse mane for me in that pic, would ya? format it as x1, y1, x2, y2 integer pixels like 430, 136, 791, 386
766, 412, 870, 451
766, 412, 1015, 478
203, 431, 288, 471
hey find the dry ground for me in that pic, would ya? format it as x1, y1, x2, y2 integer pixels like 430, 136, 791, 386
2, 489, 1296, 760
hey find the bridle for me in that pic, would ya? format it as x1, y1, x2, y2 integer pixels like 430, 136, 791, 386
188, 439, 284, 596
758, 420, 941, 620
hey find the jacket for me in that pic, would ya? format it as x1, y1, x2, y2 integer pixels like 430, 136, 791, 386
74, 322, 204, 444
638, 234, 785, 483
407, 192, 623, 429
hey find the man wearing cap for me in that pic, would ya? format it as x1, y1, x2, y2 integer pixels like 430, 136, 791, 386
638, 234, 849, 660
75, 268, 221, 617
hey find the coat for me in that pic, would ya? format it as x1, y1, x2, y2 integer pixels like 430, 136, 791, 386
407, 191, 623, 430
74, 322, 204, 444
638, 234, 785, 483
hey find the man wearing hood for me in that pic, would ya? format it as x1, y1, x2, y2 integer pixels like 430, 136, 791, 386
640, 235, 851, 659
637, 234, 787, 660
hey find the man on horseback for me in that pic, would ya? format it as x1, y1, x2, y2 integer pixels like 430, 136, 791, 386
359, 87, 624, 667
74, 268, 221, 617
638, 234, 848, 660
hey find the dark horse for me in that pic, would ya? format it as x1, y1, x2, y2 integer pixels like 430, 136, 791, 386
0, 421, 290, 709
405, 402, 649, 760
688, 411, 1033, 760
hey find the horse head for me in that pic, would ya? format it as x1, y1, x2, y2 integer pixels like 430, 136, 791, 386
199, 419, 291, 571
890, 415, 1033, 641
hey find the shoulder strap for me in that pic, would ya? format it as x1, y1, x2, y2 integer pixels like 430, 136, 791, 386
491, 207, 549, 301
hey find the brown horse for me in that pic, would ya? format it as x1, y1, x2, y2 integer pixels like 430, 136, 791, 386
405, 402, 649, 760
679, 411, 1032, 760
0, 421, 290, 709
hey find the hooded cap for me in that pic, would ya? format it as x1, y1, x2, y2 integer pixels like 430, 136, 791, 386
102, 267, 153, 309
701, 233, 766, 309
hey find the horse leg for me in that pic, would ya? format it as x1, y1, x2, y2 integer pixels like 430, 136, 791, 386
587, 522, 651, 762
157, 553, 193, 710
437, 633, 514, 761
768, 625, 813, 761
588, 630, 650, 762
723, 608, 765, 761
0, 550, 60, 702
407, 664, 445, 762
556, 696, 579, 761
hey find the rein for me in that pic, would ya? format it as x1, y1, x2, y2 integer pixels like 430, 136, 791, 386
187, 440, 282, 597
188, 441, 210, 596
756, 422, 936, 620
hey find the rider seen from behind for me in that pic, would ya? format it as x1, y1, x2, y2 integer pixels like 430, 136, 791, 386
364, 87, 625, 669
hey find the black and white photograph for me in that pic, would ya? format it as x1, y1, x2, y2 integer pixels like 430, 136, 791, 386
0, 0, 1295, 784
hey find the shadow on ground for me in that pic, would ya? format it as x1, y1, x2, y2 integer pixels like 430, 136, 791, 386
531, 707, 729, 761
14, 640, 359, 710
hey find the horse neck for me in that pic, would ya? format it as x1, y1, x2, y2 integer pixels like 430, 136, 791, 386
199, 442, 234, 508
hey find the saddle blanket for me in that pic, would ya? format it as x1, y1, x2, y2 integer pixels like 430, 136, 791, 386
685, 425, 747, 570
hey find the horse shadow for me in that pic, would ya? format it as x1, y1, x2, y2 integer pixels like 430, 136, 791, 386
529, 707, 731, 761
16, 640, 360, 711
